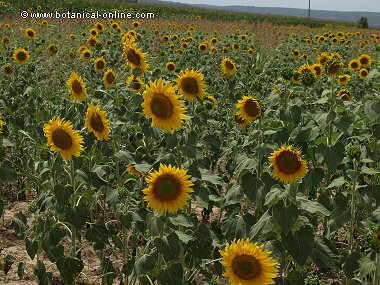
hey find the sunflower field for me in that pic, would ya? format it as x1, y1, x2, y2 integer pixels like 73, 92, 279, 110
0, 2, 380, 285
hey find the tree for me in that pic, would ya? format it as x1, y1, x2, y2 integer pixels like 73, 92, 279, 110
357, 17, 369, 29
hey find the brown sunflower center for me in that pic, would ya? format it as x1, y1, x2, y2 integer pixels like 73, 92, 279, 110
27, 30, 34, 37
200, 45, 206, 50
150, 94, 173, 119
96, 60, 105, 70
127, 48, 141, 66
181, 77, 199, 95
361, 70, 368, 77
328, 63, 341, 74
276, 150, 301, 174
231, 254, 262, 280
90, 113, 105, 132
71, 80, 83, 94
52, 128, 72, 150
244, 100, 260, 118
4, 66, 12, 74
16, 51, 26, 61
132, 80, 141, 90
225, 61, 234, 70
351, 62, 358, 69
106, 72, 115, 84
153, 175, 181, 201
49, 46, 58, 54
340, 77, 347, 82
360, 57, 368, 65
167, 63, 175, 71
314, 67, 321, 74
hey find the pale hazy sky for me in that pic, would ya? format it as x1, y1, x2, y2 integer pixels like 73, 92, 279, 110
175, 0, 380, 12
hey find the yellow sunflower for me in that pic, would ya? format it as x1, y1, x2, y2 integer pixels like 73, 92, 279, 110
311, 63, 323, 78
358, 68, 369, 79
358, 54, 372, 67
47, 44, 58, 56
336, 89, 352, 101
103, 69, 116, 89
236, 96, 261, 123
269, 146, 308, 184
221, 58, 237, 77
2, 36, 10, 45
85, 104, 111, 141
142, 164, 194, 215
220, 238, 279, 285
3, 64, 13, 76
94, 57, 106, 72
176, 69, 207, 101
142, 78, 188, 133
198, 42, 208, 52
126, 164, 142, 177
166, 61, 176, 72
205, 95, 217, 110
86, 36, 98, 48
348, 59, 361, 71
24, 28, 36, 39
43, 118, 84, 161
66, 72, 87, 102
0, 113, 5, 134
126, 75, 144, 91
326, 60, 343, 77
337, 74, 350, 86
13, 48, 30, 64
80, 48, 91, 60
235, 114, 249, 129
292, 49, 300, 57
316, 52, 330, 65
123, 43, 149, 73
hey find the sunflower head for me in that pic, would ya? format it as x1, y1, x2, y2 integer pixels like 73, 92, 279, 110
198, 42, 208, 52
176, 69, 207, 101
123, 43, 149, 73
337, 74, 350, 86
311, 63, 323, 78
236, 96, 261, 123
126, 75, 144, 91
221, 58, 237, 77
81, 48, 91, 60
269, 145, 308, 184
47, 44, 58, 56
103, 69, 116, 88
126, 164, 142, 177
337, 89, 352, 101
316, 52, 331, 65
44, 118, 84, 161
90, 28, 98, 37
85, 104, 111, 141
66, 72, 87, 102
220, 239, 279, 285
166, 61, 176, 72
358, 54, 372, 67
13, 48, 30, 64
95, 22, 104, 32
0, 113, 5, 134
358, 68, 369, 79
204, 95, 217, 110
325, 57, 343, 77
348, 59, 361, 71
142, 78, 188, 133
25, 28, 36, 39
2, 36, 10, 45
3, 64, 13, 76
142, 164, 194, 215
87, 36, 98, 48
94, 57, 106, 72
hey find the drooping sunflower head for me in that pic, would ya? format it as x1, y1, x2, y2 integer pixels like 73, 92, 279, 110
337, 74, 350, 86
176, 69, 207, 101
43, 117, 84, 161
220, 238, 279, 285
47, 44, 58, 56
358, 68, 369, 79
247, 48, 254, 55
103, 69, 117, 89
13, 48, 30, 64
337, 89, 352, 101
126, 75, 144, 91
166, 61, 176, 72
221, 58, 237, 77
123, 43, 149, 73
85, 104, 111, 141
142, 78, 188, 133
142, 164, 194, 215
236, 96, 261, 123
269, 145, 308, 184
94, 57, 106, 72
358, 54, 372, 67
66, 72, 86, 102
3, 64, 13, 76
24, 28, 36, 39
348, 59, 361, 71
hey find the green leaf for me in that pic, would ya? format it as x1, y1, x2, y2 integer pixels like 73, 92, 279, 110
282, 226, 314, 266
303, 168, 324, 190
0, 167, 17, 182
56, 257, 84, 285
327, 176, 346, 189
134, 163, 151, 173
92, 165, 108, 183
25, 238, 38, 260
134, 252, 157, 275
297, 196, 331, 216
115, 150, 133, 162
199, 168, 223, 185
272, 200, 299, 234
169, 215, 193, 228
157, 263, 183, 285
361, 166, 380, 175
265, 187, 286, 208
224, 185, 242, 206
311, 237, 338, 269
343, 251, 361, 278
319, 143, 345, 171
174, 230, 193, 244
2, 138, 14, 147
250, 210, 272, 238
17, 262, 25, 280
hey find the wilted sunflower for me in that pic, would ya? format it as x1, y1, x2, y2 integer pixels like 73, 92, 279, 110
126, 75, 144, 91
123, 43, 149, 73
336, 89, 352, 101
142, 164, 193, 215
311, 63, 323, 78
220, 238, 279, 285
236, 96, 261, 123
337, 74, 350, 85
221, 58, 237, 77
166, 61, 176, 72
176, 69, 207, 101
269, 145, 308, 184
348, 59, 361, 71
358, 54, 372, 67
44, 118, 84, 161
94, 57, 106, 72
66, 72, 87, 102
103, 69, 116, 88
3, 64, 13, 76
358, 68, 369, 79
24, 28, 36, 39
142, 78, 187, 133
85, 104, 110, 141
47, 44, 58, 56
80, 48, 91, 60
13, 48, 30, 64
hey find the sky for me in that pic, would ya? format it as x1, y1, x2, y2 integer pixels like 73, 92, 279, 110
173, 0, 380, 12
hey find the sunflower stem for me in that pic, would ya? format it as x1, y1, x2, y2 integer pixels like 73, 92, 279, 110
70, 160, 77, 259
349, 159, 358, 252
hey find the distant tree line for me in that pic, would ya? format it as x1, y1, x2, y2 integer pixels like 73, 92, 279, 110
357, 17, 368, 28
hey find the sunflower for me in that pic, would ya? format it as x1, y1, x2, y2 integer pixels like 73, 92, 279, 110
211, 37, 217, 45
142, 164, 193, 215
176, 69, 207, 101
269, 146, 308, 184
336, 89, 352, 101
326, 60, 343, 77
103, 69, 116, 89
211, 47, 217, 53
348, 59, 361, 71
47, 44, 58, 56
13, 48, 30, 64
221, 58, 237, 77
86, 36, 98, 48
358, 68, 369, 79
95, 22, 104, 32
166, 61, 176, 72
198, 42, 208, 52
248, 48, 254, 55
220, 238, 279, 285
80, 48, 91, 60
2, 36, 10, 45
123, 43, 149, 73
89, 28, 98, 37
205, 96, 217, 109
85, 104, 111, 141
316, 52, 330, 65
126, 75, 144, 91
236, 96, 261, 123
297, 64, 313, 75
3, 64, 13, 76
0, 113, 5, 134
358, 54, 372, 67
25, 28, 36, 39
311, 63, 323, 78
142, 78, 187, 133
69, 34, 76, 41
337, 74, 350, 85
43, 118, 84, 161
126, 164, 142, 177
232, 43, 238, 50
94, 57, 106, 72
66, 72, 87, 102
